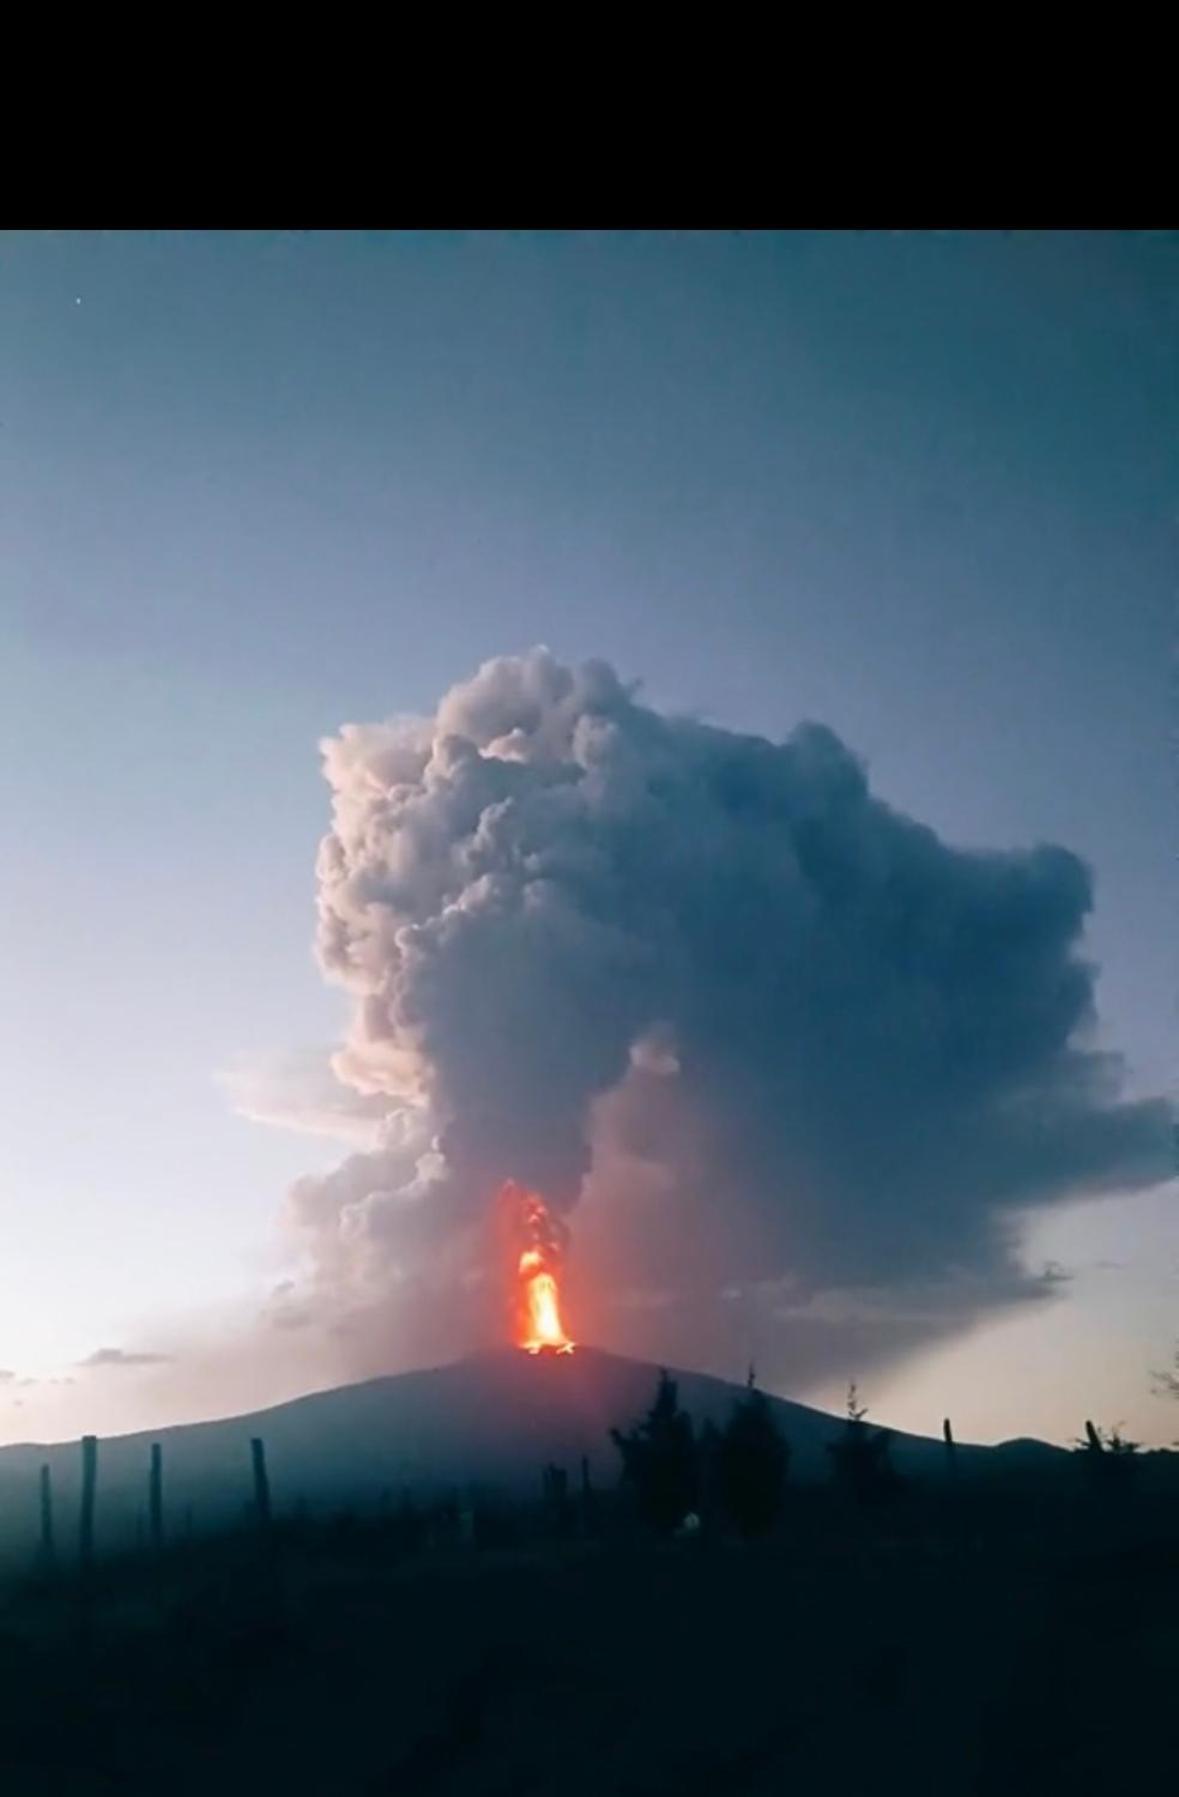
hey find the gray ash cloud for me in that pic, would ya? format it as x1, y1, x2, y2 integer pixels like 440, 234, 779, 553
279, 649, 1171, 1383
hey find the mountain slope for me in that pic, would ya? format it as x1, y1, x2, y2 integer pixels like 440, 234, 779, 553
0, 1345, 1059, 1559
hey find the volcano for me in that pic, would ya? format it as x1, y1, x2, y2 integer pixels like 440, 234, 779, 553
0, 1346, 1068, 1560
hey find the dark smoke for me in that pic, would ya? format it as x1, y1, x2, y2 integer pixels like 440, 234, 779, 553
278, 649, 1170, 1386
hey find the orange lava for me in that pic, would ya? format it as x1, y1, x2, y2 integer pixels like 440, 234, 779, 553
498, 1181, 575, 1355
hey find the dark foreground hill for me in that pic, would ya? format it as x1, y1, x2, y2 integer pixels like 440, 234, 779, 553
0, 1507, 1176, 1795
0, 1348, 1175, 1794
0, 1344, 1065, 1560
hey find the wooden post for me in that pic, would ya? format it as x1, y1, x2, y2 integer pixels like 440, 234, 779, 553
149, 1443, 164, 1557
251, 1437, 272, 1531
79, 1436, 97, 1574
78, 1434, 98, 1650
249, 1436, 285, 1622
39, 1463, 56, 1572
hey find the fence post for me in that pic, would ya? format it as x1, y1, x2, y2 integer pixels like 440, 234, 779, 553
78, 1434, 98, 1650
249, 1436, 284, 1622
149, 1443, 164, 1557
79, 1435, 97, 1574
39, 1463, 56, 1573
250, 1437, 272, 1532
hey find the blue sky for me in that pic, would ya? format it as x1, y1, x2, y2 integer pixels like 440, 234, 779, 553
0, 230, 1174, 1445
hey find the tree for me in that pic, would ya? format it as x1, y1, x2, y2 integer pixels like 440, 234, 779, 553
697, 1419, 723, 1536
1074, 1419, 1140, 1495
827, 1381, 898, 1506
611, 1370, 698, 1536
716, 1369, 790, 1538
1151, 1343, 1179, 1401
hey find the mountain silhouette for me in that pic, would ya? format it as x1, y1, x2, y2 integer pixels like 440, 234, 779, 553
0, 1345, 1066, 1559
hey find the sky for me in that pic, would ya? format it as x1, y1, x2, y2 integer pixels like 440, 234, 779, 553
0, 229, 1174, 1449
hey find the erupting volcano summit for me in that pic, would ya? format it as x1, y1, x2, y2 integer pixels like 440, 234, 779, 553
499, 1180, 575, 1355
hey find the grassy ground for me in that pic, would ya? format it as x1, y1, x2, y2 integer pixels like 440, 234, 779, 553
0, 1506, 1174, 1795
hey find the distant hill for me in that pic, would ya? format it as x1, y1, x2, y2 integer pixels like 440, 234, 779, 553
0, 1345, 1067, 1562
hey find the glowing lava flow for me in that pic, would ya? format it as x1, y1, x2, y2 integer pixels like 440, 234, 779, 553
499, 1182, 575, 1355
519, 1251, 574, 1355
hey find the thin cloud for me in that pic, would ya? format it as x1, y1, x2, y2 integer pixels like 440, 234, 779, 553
79, 1347, 175, 1370
218, 1049, 392, 1148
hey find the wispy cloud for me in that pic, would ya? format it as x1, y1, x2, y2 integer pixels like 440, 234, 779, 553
79, 1347, 174, 1370
218, 1048, 391, 1148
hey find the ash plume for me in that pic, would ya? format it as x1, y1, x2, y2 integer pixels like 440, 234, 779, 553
277, 648, 1171, 1386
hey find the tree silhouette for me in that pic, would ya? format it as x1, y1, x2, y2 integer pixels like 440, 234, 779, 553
1074, 1418, 1140, 1496
846, 1380, 869, 1424
716, 1369, 790, 1538
1150, 1342, 1179, 1401
611, 1370, 698, 1536
827, 1380, 898, 1506
697, 1418, 723, 1536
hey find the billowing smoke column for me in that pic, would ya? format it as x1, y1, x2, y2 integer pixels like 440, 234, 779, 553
283, 648, 1171, 1383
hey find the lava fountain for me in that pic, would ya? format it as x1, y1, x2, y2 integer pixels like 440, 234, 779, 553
498, 1179, 575, 1354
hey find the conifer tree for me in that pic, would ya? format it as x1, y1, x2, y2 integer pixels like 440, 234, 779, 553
717, 1369, 790, 1538
611, 1370, 698, 1535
